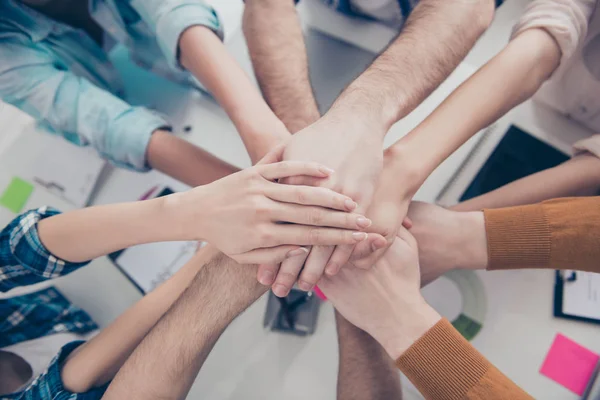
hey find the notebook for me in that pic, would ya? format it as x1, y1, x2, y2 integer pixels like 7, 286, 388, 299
437, 124, 569, 205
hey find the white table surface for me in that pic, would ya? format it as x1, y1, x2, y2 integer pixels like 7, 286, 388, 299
1, 1, 599, 398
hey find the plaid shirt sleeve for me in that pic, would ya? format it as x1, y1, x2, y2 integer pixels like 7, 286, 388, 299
0, 207, 91, 293
3, 340, 109, 400
130, 0, 224, 72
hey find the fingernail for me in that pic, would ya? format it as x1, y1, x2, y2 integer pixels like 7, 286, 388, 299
273, 284, 289, 297
319, 166, 335, 176
298, 281, 313, 291
356, 217, 372, 228
286, 247, 309, 258
344, 199, 357, 211
258, 270, 274, 285
352, 232, 368, 241
325, 262, 338, 276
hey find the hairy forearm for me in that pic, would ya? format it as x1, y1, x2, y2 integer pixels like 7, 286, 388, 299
179, 26, 289, 162
243, 0, 320, 133
331, 0, 495, 133
103, 253, 268, 400
385, 28, 562, 193
147, 130, 238, 186
60, 246, 220, 393
453, 154, 600, 211
335, 312, 402, 400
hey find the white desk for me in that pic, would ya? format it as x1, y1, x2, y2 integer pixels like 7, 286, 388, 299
1, 2, 599, 398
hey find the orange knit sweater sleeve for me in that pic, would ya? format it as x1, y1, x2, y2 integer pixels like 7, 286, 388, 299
396, 319, 532, 399
484, 197, 600, 272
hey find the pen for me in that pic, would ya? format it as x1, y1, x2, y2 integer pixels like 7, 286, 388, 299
139, 185, 158, 201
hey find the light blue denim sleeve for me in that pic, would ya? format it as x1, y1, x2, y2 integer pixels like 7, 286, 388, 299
0, 37, 169, 171
129, 0, 224, 72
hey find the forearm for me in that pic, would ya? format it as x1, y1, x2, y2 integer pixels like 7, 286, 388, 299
329, 0, 495, 135
103, 253, 268, 400
437, 196, 600, 274
147, 130, 238, 186
385, 28, 561, 192
243, 0, 320, 133
179, 26, 289, 162
335, 312, 402, 400
453, 154, 600, 211
396, 318, 532, 400
484, 196, 600, 273
37, 196, 188, 263
60, 246, 220, 392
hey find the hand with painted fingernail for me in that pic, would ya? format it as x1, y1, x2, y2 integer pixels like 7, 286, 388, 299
168, 147, 371, 266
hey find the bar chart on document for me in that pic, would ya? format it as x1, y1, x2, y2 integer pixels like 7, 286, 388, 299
114, 241, 201, 293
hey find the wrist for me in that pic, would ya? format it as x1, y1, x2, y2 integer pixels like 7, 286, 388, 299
161, 188, 210, 242
456, 211, 488, 270
334, 78, 403, 133
376, 301, 441, 360
325, 93, 389, 141
382, 146, 424, 197
237, 116, 290, 163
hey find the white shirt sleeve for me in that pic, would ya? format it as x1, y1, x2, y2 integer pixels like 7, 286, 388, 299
511, 0, 597, 65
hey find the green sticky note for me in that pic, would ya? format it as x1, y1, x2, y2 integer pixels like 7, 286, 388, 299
0, 177, 34, 213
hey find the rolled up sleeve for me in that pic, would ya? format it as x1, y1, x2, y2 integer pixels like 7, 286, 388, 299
130, 0, 224, 71
10, 340, 109, 400
511, 0, 596, 67
0, 207, 91, 293
0, 37, 170, 171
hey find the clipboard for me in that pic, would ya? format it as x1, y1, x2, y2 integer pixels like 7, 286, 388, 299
554, 271, 600, 326
108, 187, 199, 294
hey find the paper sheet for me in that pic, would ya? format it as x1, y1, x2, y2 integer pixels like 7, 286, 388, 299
30, 135, 106, 207
115, 241, 199, 293
563, 271, 600, 320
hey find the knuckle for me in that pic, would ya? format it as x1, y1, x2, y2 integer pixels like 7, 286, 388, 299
294, 187, 308, 204
255, 201, 272, 218
308, 209, 323, 225
345, 213, 355, 227
276, 271, 299, 285
300, 271, 320, 286
308, 228, 321, 243
258, 226, 275, 244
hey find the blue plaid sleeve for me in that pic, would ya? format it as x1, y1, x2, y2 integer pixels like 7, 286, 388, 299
3, 341, 109, 400
130, 0, 224, 72
0, 207, 91, 293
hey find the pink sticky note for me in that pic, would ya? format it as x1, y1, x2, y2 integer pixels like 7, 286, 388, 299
540, 334, 600, 395
313, 285, 327, 301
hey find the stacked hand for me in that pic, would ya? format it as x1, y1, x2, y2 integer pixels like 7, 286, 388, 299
319, 228, 441, 359
256, 115, 386, 296
169, 147, 375, 265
